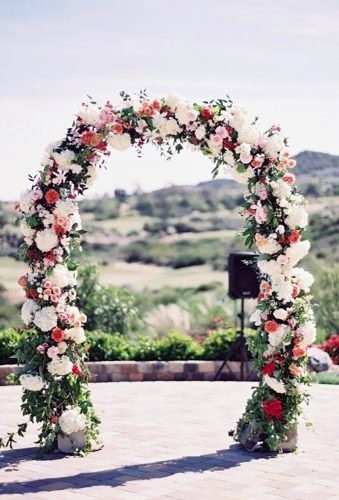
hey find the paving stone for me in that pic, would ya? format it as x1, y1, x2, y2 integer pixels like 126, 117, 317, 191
0, 382, 338, 500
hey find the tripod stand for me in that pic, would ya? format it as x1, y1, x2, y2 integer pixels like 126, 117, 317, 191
213, 297, 254, 381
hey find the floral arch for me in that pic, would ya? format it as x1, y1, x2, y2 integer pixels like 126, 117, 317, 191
15, 91, 315, 453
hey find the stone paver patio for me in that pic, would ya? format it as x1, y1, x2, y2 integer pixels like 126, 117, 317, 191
0, 382, 338, 500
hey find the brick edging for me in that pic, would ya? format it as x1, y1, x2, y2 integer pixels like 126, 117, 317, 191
0, 360, 258, 385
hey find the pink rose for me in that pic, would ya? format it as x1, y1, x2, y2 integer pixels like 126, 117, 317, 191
256, 136, 268, 149
257, 187, 268, 200
210, 134, 223, 146
240, 151, 253, 164
31, 189, 43, 201
255, 204, 268, 224
47, 346, 59, 359
251, 156, 264, 168
215, 126, 229, 138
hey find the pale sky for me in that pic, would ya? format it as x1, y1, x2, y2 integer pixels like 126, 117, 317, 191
0, 0, 338, 201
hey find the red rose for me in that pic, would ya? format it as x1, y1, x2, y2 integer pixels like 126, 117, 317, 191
262, 399, 283, 420
201, 107, 212, 121
26, 289, 39, 300
72, 364, 83, 376
223, 138, 236, 150
265, 320, 279, 334
288, 230, 300, 244
51, 327, 65, 343
45, 189, 60, 205
292, 285, 300, 298
81, 131, 101, 147
262, 360, 276, 376
50, 415, 59, 424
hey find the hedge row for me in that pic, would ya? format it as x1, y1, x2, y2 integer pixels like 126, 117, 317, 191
0, 328, 246, 364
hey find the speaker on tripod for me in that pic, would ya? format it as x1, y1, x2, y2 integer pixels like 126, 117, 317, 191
214, 251, 260, 381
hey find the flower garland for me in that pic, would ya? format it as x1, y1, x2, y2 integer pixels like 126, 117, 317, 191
15, 91, 314, 453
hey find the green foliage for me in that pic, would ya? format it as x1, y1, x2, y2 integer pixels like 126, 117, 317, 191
0, 285, 21, 330
86, 331, 132, 361
202, 328, 238, 360
157, 332, 202, 361
311, 264, 339, 333
311, 372, 339, 385
0, 328, 20, 364
77, 263, 139, 334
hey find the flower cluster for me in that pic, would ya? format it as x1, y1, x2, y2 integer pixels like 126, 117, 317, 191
16, 91, 314, 452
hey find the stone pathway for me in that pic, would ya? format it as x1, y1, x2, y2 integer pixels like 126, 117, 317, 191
0, 382, 338, 499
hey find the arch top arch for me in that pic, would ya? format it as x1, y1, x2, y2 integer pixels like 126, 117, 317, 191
16, 91, 314, 453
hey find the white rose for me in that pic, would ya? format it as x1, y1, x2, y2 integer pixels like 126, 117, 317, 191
52, 150, 76, 172
272, 278, 294, 302
65, 327, 86, 344
21, 299, 39, 325
175, 102, 198, 125
256, 236, 281, 255
273, 308, 288, 321
78, 104, 100, 125
19, 374, 45, 392
59, 407, 86, 435
47, 355, 73, 376
54, 200, 77, 218
35, 229, 58, 253
258, 259, 282, 280
290, 267, 314, 292
107, 133, 131, 151
34, 306, 58, 332
268, 324, 289, 347
195, 126, 206, 140
263, 375, 286, 394
223, 150, 236, 168
165, 94, 181, 109
49, 264, 76, 289
298, 321, 317, 348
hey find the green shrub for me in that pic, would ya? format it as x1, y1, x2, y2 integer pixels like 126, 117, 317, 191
0, 328, 20, 364
77, 263, 139, 334
157, 332, 203, 361
132, 335, 161, 361
202, 328, 238, 360
86, 331, 133, 361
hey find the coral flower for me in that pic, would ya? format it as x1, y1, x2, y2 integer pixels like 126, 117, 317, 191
51, 327, 65, 343
289, 363, 302, 377
292, 285, 300, 298
293, 345, 306, 359
18, 275, 28, 287
287, 230, 300, 244
265, 320, 279, 334
113, 123, 123, 134
283, 173, 295, 185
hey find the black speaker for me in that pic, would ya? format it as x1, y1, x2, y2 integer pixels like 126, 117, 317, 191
228, 251, 260, 299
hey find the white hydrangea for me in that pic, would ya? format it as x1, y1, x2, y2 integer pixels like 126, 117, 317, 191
49, 264, 76, 289
271, 278, 294, 302
268, 324, 289, 347
258, 259, 283, 280
35, 229, 58, 253
19, 374, 45, 392
20, 220, 35, 239
21, 299, 39, 325
34, 306, 58, 332
65, 327, 86, 344
298, 321, 317, 348
107, 132, 131, 151
54, 200, 77, 218
263, 375, 286, 394
249, 309, 262, 326
285, 240, 311, 268
52, 150, 76, 172
271, 179, 292, 199
47, 355, 73, 376
85, 166, 98, 187
58, 407, 86, 435
290, 267, 314, 292
19, 190, 35, 213
223, 150, 236, 168
285, 204, 308, 229
273, 308, 288, 321
230, 105, 248, 129
263, 133, 285, 159
237, 124, 259, 145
